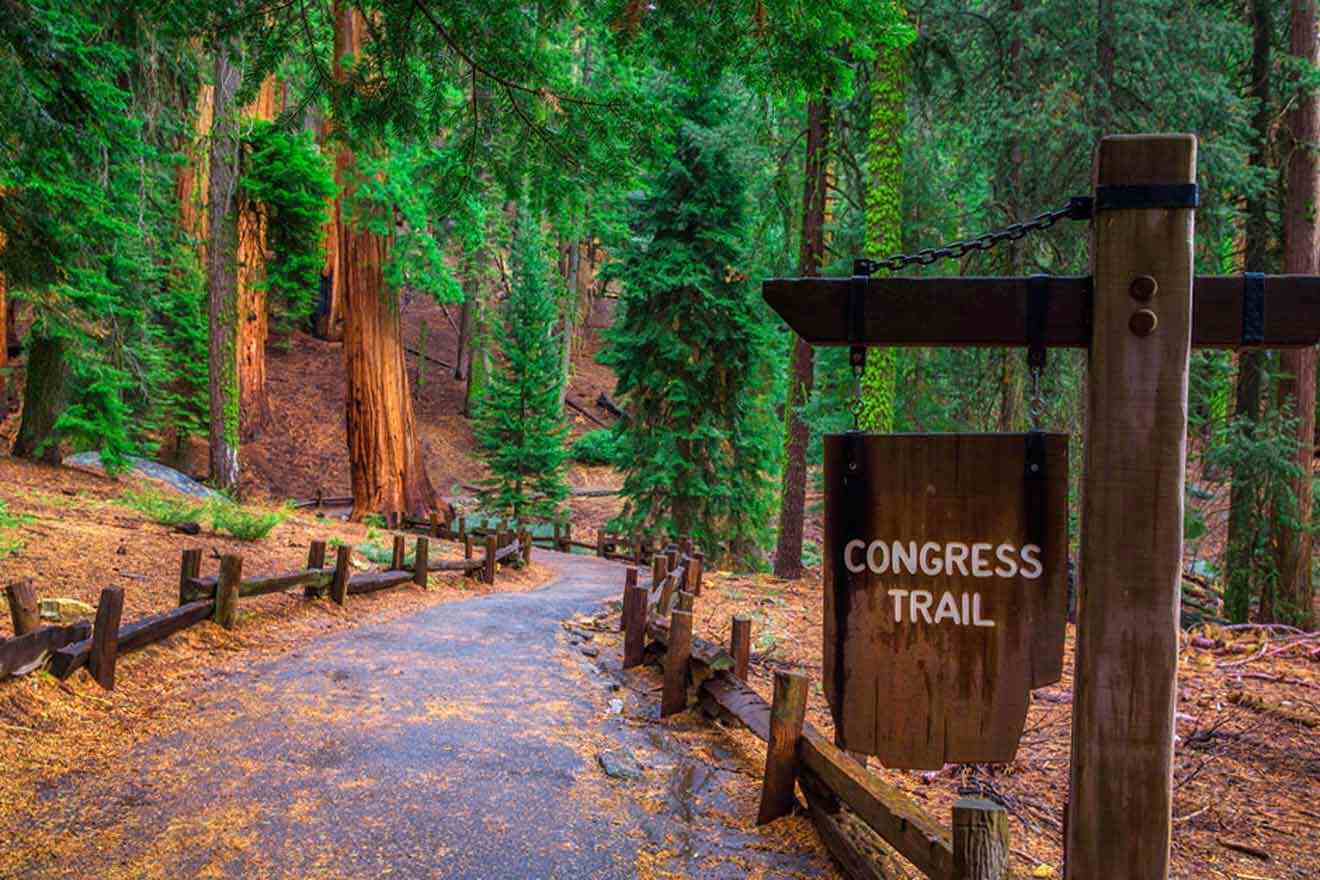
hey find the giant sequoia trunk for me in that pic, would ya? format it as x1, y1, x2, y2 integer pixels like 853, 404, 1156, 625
333, 5, 435, 520
237, 76, 279, 440
773, 95, 829, 579
176, 82, 214, 246
1276, 0, 1318, 627
205, 43, 243, 493
12, 332, 69, 463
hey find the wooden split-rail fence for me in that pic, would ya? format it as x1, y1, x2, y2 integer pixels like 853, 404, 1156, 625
0, 531, 526, 691
621, 543, 1011, 880
401, 508, 721, 566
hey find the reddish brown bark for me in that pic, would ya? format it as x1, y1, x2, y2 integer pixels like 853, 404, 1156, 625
334, 4, 435, 521
176, 83, 214, 247
316, 114, 345, 341
773, 95, 830, 579
1276, 0, 1318, 627
237, 76, 279, 440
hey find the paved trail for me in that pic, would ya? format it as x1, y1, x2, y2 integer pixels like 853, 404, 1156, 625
17, 551, 833, 880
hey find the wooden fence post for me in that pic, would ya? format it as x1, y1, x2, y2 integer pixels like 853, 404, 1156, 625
305, 540, 327, 598
178, 548, 202, 606
731, 615, 751, 682
953, 798, 1010, 880
661, 605, 693, 718
429, 509, 440, 538
88, 586, 124, 690
5, 579, 40, 636
458, 515, 467, 540
690, 551, 704, 596
623, 569, 647, 669
651, 554, 669, 593
330, 545, 351, 606
484, 534, 497, 584
215, 554, 242, 628
1065, 134, 1196, 880
520, 528, 532, 566
391, 535, 406, 571
563, 521, 572, 551
596, 529, 606, 557
413, 537, 430, 587
756, 670, 808, 825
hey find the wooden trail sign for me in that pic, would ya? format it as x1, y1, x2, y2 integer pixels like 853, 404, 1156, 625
766, 133, 1320, 880
823, 433, 1068, 769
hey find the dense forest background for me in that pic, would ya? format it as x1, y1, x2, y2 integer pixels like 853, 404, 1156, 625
0, 0, 1315, 627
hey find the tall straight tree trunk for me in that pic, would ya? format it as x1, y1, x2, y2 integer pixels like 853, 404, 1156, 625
1275, 0, 1318, 627
12, 332, 69, 462
176, 81, 214, 247
998, 0, 1026, 432
858, 43, 905, 432
1225, 0, 1276, 622
773, 95, 829, 579
237, 75, 279, 440
315, 113, 345, 341
333, 4, 435, 520
0, 226, 7, 416
206, 41, 243, 493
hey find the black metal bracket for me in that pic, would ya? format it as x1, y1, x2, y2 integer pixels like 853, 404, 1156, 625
1242, 272, 1265, 347
1094, 183, 1199, 212
1024, 430, 1047, 552
1026, 274, 1049, 371
849, 260, 869, 371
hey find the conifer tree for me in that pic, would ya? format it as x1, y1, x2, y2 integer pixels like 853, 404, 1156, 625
474, 213, 570, 522
601, 89, 778, 568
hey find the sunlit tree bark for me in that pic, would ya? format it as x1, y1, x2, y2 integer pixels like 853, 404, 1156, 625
333, 3, 435, 520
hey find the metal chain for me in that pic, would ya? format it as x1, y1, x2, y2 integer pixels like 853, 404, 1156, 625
848, 196, 1092, 431
854, 196, 1093, 275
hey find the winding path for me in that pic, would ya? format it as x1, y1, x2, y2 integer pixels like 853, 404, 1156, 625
15, 551, 833, 880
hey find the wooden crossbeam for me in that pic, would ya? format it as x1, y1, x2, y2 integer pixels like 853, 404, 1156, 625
763, 274, 1320, 348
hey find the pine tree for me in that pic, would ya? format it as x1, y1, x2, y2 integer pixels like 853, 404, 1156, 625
600, 89, 778, 568
474, 213, 570, 522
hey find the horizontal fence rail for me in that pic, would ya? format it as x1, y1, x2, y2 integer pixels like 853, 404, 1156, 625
620, 540, 1009, 880
3, 529, 527, 691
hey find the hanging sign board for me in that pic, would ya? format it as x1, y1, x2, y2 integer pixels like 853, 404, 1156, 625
823, 433, 1069, 770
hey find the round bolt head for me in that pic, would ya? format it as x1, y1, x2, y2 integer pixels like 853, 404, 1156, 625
1129, 308, 1159, 337
1130, 275, 1158, 301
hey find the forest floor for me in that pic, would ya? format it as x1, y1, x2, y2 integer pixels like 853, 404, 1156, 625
1, 551, 837, 880
677, 568, 1320, 880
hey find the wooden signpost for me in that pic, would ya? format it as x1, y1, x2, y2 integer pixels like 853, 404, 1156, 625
765, 134, 1320, 880
823, 433, 1068, 769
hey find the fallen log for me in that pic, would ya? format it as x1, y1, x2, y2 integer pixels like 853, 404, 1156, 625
566, 397, 609, 428
1, 622, 91, 679
404, 345, 453, 370
596, 392, 627, 420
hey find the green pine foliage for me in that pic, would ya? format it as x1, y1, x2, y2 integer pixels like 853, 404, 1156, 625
570, 428, 622, 466
600, 89, 778, 569
473, 213, 570, 522
239, 120, 336, 336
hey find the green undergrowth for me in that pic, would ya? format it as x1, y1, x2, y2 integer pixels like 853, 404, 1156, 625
569, 428, 622, 466
118, 488, 288, 541
0, 500, 34, 560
